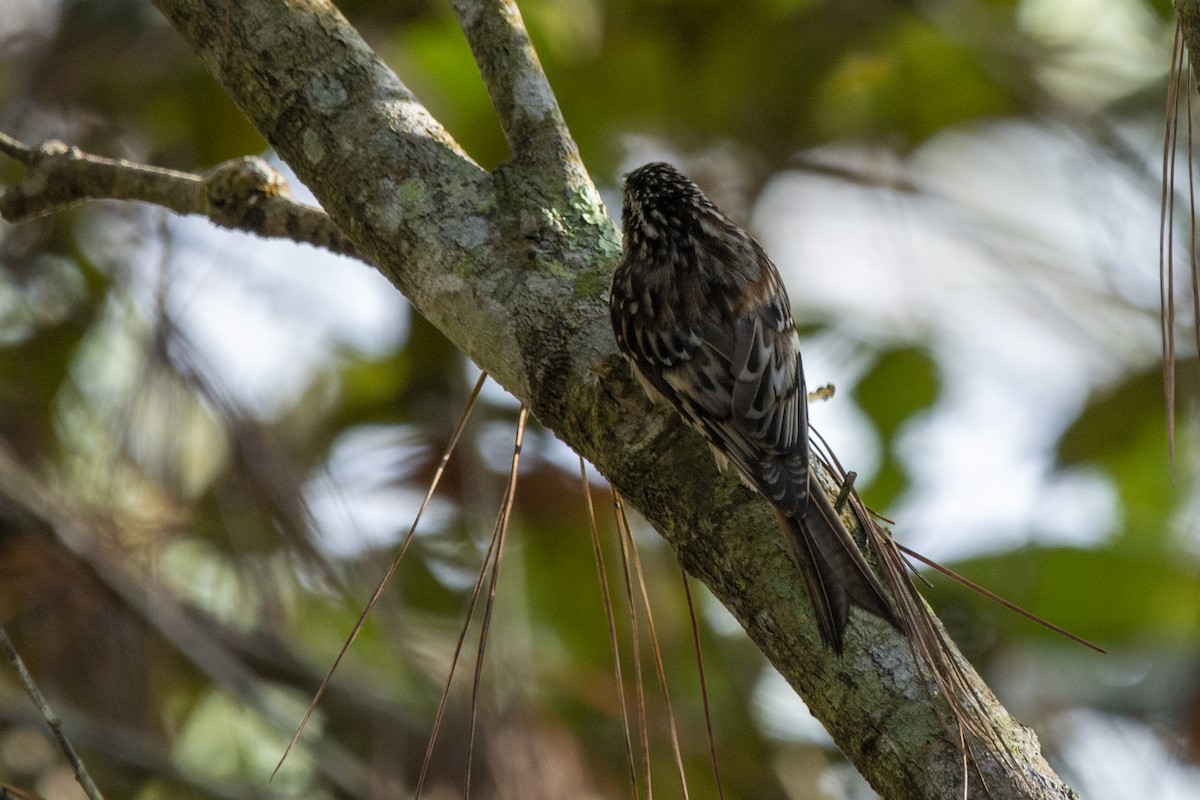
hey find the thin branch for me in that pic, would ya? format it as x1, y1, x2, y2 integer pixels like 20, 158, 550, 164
415, 421, 523, 799
1162, 26, 1183, 471
1177, 1, 1200, 88
612, 490, 653, 800
0, 133, 359, 257
464, 404, 528, 798
624, 498, 691, 800
0, 626, 106, 800
895, 544, 1106, 653
450, 0, 592, 200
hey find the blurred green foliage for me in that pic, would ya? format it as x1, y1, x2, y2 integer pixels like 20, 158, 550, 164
854, 346, 940, 508
1058, 365, 1184, 550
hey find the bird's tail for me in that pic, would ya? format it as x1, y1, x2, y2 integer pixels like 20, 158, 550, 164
775, 487, 900, 653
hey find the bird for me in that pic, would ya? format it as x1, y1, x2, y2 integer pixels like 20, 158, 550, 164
608, 161, 900, 653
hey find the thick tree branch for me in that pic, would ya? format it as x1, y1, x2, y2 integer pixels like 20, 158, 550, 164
0, 134, 358, 256
1177, 1, 1200, 86
12, 0, 1074, 795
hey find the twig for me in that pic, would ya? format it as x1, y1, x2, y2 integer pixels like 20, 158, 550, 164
833, 470, 856, 512
611, 490, 653, 800
0, 626, 106, 800
0, 133, 360, 258
464, 404, 528, 798
895, 544, 1107, 654
679, 570, 725, 800
616, 490, 691, 800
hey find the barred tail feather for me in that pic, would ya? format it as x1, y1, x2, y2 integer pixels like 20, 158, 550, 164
775, 488, 900, 653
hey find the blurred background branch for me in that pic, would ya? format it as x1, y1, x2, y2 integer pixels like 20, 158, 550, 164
0, 625, 104, 800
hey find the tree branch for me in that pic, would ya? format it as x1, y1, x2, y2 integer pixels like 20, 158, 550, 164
1176, 1, 1200, 86
450, 0, 593, 202
13, 0, 1076, 795
0, 133, 359, 257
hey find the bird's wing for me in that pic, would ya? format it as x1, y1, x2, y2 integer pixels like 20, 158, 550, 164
656, 299, 811, 517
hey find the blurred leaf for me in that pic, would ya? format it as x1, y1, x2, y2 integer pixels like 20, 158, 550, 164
1057, 367, 1166, 466
389, 14, 509, 168
853, 346, 940, 507
924, 545, 1200, 650
896, 15, 1016, 140
0, 317, 87, 459
1056, 366, 1185, 547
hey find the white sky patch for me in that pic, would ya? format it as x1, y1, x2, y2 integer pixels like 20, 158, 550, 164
471, 360, 524, 410
307, 424, 454, 557
0, 0, 64, 42
700, 586, 745, 636
755, 122, 1162, 560
753, 666, 833, 746
535, 427, 605, 480
161, 174, 409, 417
1017, 0, 1167, 110
1050, 709, 1200, 800
892, 358, 1119, 558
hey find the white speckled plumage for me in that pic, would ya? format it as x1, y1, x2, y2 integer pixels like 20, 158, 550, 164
610, 162, 898, 652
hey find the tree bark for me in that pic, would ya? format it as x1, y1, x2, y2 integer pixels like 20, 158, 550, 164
1177, 0, 1200, 88
44, 0, 1076, 795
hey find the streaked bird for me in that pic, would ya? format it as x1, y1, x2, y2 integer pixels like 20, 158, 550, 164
608, 161, 899, 652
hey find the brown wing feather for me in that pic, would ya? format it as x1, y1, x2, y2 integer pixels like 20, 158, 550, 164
657, 305, 810, 517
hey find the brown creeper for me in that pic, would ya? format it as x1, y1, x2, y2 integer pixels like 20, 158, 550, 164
609, 162, 899, 652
